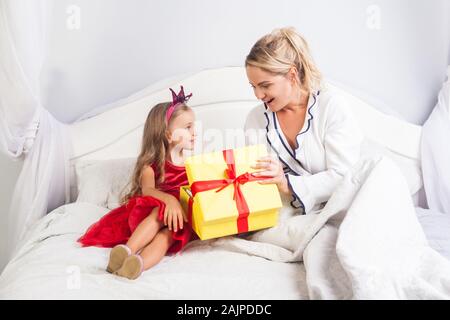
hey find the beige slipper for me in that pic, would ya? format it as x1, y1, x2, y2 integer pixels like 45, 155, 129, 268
106, 244, 131, 273
114, 254, 144, 280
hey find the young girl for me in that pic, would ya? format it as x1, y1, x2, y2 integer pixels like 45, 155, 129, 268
78, 86, 196, 280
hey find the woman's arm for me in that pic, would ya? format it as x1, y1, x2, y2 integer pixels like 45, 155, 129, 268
286, 98, 364, 213
253, 96, 363, 213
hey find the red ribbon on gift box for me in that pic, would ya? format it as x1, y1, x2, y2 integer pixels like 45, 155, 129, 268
187, 149, 271, 233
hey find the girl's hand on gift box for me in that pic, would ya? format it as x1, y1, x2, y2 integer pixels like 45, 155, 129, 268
251, 155, 290, 195
164, 195, 188, 232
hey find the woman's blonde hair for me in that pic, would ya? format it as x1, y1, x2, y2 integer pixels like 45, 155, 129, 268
245, 27, 322, 93
120, 102, 190, 205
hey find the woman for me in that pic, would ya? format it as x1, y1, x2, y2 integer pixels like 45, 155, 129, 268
246, 27, 364, 214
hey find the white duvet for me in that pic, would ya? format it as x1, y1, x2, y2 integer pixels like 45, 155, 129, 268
1, 155, 450, 299
0, 203, 305, 300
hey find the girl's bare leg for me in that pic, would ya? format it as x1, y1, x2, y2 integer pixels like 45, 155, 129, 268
139, 228, 174, 270
126, 207, 164, 254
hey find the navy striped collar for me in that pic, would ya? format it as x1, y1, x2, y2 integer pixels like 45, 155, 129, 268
263, 91, 319, 175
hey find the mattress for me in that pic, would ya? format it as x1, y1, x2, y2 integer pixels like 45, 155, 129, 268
0, 202, 307, 299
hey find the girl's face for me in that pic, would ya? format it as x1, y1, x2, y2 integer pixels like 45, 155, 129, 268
167, 108, 196, 151
246, 65, 299, 112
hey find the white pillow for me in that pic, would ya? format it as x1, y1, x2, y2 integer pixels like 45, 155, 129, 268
360, 138, 423, 196
73, 140, 422, 209
75, 158, 136, 209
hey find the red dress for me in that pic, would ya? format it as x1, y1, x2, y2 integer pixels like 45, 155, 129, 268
77, 161, 193, 254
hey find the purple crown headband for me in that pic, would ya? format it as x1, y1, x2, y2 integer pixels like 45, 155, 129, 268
165, 85, 192, 123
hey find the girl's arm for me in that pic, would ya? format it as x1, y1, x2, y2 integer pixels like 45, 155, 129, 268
140, 166, 187, 231
140, 166, 173, 203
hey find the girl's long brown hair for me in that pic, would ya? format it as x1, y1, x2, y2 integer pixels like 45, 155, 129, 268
120, 101, 190, 205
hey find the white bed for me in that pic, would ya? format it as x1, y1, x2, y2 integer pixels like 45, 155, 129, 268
1, 66, 449, 300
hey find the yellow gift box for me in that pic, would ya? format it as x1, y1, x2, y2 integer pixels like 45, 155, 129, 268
179, 144, 282, 240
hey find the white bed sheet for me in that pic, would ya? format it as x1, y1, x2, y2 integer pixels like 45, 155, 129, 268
416, 207, 450, 260
0, 202, 306, 300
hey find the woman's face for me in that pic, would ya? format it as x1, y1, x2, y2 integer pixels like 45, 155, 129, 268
246, 65, 298, 112
168, 108, 196, 151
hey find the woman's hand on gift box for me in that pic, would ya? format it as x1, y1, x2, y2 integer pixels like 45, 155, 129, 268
251, 155, 290, 195
164, 195, 188, 233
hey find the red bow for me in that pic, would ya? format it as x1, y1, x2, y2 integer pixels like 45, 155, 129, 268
188, 149, 271, 233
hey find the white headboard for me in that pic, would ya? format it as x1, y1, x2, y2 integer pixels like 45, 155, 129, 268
68, 66, 422, 199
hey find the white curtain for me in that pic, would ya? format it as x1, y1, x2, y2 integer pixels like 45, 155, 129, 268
0, 0, 71, 259
421, 67, 450, 214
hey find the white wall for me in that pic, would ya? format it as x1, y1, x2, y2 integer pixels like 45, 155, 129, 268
41, 0, 449, 124
447, 0, 450, 68
1, 0, 449, 272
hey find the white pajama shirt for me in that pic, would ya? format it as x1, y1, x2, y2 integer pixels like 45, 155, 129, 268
244, 88, 364, 214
